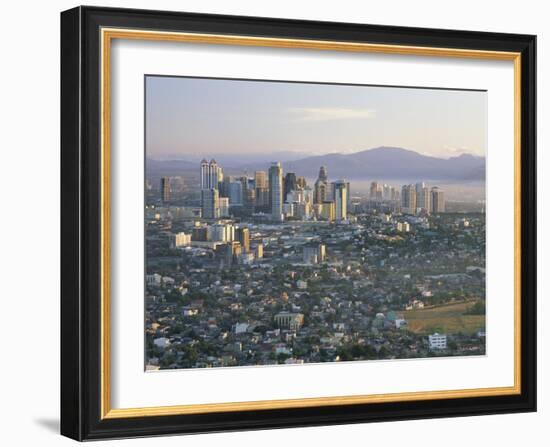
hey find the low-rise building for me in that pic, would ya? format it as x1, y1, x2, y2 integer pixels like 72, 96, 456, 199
429, 333, 447, 350
274, 312, 304, 331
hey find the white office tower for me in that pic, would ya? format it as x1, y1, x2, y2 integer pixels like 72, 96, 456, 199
269, 162, 283, 222
332, 180, 348, 220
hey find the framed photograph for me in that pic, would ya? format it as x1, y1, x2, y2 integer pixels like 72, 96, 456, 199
61, 6, 536, 441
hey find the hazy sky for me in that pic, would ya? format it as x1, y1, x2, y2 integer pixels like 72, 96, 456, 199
145, 76, 487, 160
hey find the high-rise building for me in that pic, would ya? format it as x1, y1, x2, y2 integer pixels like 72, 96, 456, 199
415, 182, 430, 212
303, 243, 326, 264
200, 159, 223, 190
201, 189, 220, 219
283, 202, 295, 218
201, 160, 223, 216
295, 202, 312, 220
314, 180, 328, 204
420, 186, 430, 211
314, 166, 329, 205
160, 177, 171, 203
208, 223, 234, 242
346, 181, 351, 210
244, 187, 256, 215
319, 201, 335, 221
219, 197, 230, 217
269, 162, 283, 222
235, 227, 250, 253
299, 186, 311, 204
254, 170, 268, 188
215, 241, 241, 267
286, 189, 304, 204
391, 186, 400, 202
209, 159, 221, 189
254, 243, 264, 259
255, 187, 269, 209
169, 232, 191, 248
283, 172, 297, 202
296, 176, 307, 190
254, 170, 269, 210
191, 227, 208, 242
228, 181, 243, 205
370, 181, 383, 201
430, 187, 445, 213
200, 159, 209, 190
332, 180, 348, 220
401, 184, 417, 215
318, 166, 328, 182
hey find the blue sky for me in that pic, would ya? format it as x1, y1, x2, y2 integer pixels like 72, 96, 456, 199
145, 76, 487, 160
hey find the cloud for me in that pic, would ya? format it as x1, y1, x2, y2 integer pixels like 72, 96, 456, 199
289, 107, 376, 122
429, 145, 485, 159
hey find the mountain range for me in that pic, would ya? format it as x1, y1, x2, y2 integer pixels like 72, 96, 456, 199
281, 147, 485, 181
147, 146, 485, 182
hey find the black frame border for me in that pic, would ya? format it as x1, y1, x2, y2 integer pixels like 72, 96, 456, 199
61, 6, 536, 441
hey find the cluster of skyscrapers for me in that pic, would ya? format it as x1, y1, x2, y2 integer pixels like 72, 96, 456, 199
161, 161, 445, 220
370, 181, 445, 215
197, 159, 350, 223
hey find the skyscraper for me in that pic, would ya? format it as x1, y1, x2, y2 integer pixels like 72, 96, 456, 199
228, 181, 243, 205
415, 182, 430, 212
219, 197, 230, 217
314, 166, 329, 204
318, 166, 328, 182
200, 159, 222, 190
235, 227, 250, 253
244, 187, 256, 215
283, 172, 297, 203
420, 186, 430, 211
200, 159, 209, 190
160, 177, 171, 203
332, 180, 348, 220
208, 159, 221, 189
430, 187, 445, 213
200, 160, 222, 217
269, 162, 283, 222
370, 181, 382, 201
401, 184, 417, 214
254, 170, 269, 210
201, 188, 220, 219
254, 170, 268, 188
303, 243, 326, 264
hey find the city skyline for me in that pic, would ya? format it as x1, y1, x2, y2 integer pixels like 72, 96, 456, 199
160, 156, 448, 227
145, 76, 486, 371
145, 76, 487, 161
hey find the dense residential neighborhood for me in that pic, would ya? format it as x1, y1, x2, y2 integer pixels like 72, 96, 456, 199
145, 160, 486, 370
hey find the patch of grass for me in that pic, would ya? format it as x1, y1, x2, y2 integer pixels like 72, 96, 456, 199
404, 301, 485, 335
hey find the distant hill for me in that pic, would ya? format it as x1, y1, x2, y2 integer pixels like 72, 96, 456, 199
146, 147, 486, 182
146, 158, 196, 177
282, 147, 485, 181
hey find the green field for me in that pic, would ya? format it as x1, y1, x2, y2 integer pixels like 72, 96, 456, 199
404, 301, 485, 335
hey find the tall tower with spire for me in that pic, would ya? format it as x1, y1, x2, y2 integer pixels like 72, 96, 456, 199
314, 166, 329, 204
